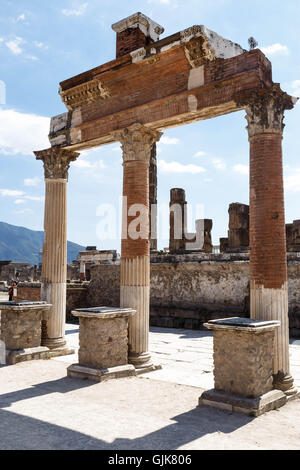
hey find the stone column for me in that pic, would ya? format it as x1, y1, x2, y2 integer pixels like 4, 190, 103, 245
169, 188, 187, 253
80, 261, 86, 281
149, 143, 157, 251
34, 147, 79, 351
242, 85, 297, 395
114, 124, 162, 370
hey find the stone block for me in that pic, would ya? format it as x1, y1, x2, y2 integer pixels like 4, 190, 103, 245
69, 306, 136, 376
0, 301, 52, 364
199, 317, 284, 416
0, 301, 51, 350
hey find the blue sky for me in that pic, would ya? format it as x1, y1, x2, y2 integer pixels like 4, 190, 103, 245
0, 0, 300, 252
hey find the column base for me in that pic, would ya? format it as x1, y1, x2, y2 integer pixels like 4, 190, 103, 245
41, 337, 66, 349
199, 389, 287, 417
273, 372, 298, 398
41, 337, 75, 358
128, 352, 162, 374
67, 363, 136, 382
6, 347, 51, 365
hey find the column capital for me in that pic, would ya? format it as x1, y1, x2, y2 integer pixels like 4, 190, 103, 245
34, 147, 79, 180
235, 84, 297, 138
113, 123, 162, 163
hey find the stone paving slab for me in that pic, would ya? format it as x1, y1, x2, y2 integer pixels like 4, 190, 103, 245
55, 325, 300, 391
0, 359, 300, 449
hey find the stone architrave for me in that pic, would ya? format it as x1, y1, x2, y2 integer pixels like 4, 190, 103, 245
34, 147, 79, 354
236, 85, 298, 396
114, 123, 162, 372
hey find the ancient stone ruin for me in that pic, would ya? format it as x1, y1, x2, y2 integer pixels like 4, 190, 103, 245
1, 11, 295, 406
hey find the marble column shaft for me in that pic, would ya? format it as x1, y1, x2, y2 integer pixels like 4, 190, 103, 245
34, 147, 79, 349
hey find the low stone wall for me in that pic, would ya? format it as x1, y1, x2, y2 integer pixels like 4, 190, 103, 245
88, 253, 300, 336
14, 253, 300, 336
14, 282, 89, 323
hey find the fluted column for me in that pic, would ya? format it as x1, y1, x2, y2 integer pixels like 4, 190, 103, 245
34, 147, 79, 349
114, 124, 162, 369
240, 85, 297, 396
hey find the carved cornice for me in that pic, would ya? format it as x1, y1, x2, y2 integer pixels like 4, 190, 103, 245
184, 36, 216, 68
59, 79, 110, 111
34, 148, 79, 180
235, 84, 297, 138
114, 123, 162, 163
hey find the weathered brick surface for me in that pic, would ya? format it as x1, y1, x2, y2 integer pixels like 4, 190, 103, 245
0, 309, 42, 350
14, 285, 41, 302
122, 160, 150, 259
116, 28, 152, 58
78, 317, 129, 368
54, 50, 272, 149
213, 329, 274, 397
249, 133, 287, 288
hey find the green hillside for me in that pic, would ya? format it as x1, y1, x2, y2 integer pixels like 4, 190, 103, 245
0, 221, 84, 265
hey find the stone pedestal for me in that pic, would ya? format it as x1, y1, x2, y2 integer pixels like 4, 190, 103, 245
0, 301, 52, 364
199, 317, 287, 416
67, 307, 137, 382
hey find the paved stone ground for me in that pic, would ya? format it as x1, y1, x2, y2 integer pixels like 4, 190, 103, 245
1, 319, 300, 449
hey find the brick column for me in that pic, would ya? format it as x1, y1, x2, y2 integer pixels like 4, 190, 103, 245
242, 86, 297, 396
149, 143, 157, 251
114, 124, 162, 370
34, 148, 79, 351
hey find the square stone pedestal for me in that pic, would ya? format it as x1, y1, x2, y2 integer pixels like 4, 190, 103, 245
199, 317, 287, 416
67, 307, 136, 382
0, 301, 52, 364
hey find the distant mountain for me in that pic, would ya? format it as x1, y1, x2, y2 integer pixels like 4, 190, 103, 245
0, 221, 85, 265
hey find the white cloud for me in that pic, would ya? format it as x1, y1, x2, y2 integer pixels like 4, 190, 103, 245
24, 196, 44, 202
0, 189, 25, 197
24, 177, 41, 187
193, 151, 206, 158
34, 41, 48, 50
73, 157, 106, 170
14, 208, 33, 214
158, 159, 205, 174
6, 37, 25, 55
290, 80, 300, 97
284, 169, 300, 192
0, 109, 50, 155
261, 43, 289, 56
212, 158, 226, 171
16, 14, 26, 22
14, 199, 26, 205
233, 164, 249, 175
62, 3, 88, 16
148, 0, 171, 4
160, 136, 180, 145
73, 159, 94, 169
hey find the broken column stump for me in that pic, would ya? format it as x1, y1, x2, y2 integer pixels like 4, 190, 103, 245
67, 307, 137, 382
0, 301, 52, 364
199, 317, 287, 416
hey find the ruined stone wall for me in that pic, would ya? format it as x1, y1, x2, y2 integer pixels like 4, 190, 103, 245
88, 254, 300, 335
14, 255, 300, 336
14, 282, 89, 323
